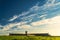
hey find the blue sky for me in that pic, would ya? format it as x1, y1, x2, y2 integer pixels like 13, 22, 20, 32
0, 0, 60, 36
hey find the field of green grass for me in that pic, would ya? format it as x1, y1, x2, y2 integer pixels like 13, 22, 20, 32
0, 36, 60, 40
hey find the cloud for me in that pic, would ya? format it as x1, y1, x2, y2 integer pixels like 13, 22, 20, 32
31, 16, 60, 26
47, 0, 55, 4
8, 15, 19, 21
46, 0, 55, 6
3, 23, 17, 30
30, 5, 40, 11
2, 21, 31, 31
39, 14, 47, 19
18, 25, 31, 29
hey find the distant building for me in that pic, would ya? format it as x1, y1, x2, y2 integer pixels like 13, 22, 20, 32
30, 33, 50, 36
9, 33, 26, 36
9, 31, 28, 36
9, 31, 50, 36
9, 33, 50, 36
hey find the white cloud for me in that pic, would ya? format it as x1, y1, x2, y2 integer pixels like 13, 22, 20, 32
8, 15, 19, 21
30, 5, 39, 11
8, 11, 30, 22
18, 25, 31, 29
39, 14, 47, 18
2, 21, 30, 31
31, 16, 60, 26
19, 11, 30, 16
3, 23, 17, 30
21, 14, 38, 20
31, 19, 48, 27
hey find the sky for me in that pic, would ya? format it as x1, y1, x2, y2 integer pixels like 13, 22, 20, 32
0, 0, 60, 36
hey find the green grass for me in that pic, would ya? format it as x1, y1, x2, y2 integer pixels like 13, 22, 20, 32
0, 36, 60, 40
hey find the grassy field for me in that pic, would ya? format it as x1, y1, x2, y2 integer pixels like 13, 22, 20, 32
0, 36, 60, 40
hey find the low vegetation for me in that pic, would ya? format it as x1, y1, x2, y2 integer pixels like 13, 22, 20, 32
0, 36, 60, 40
